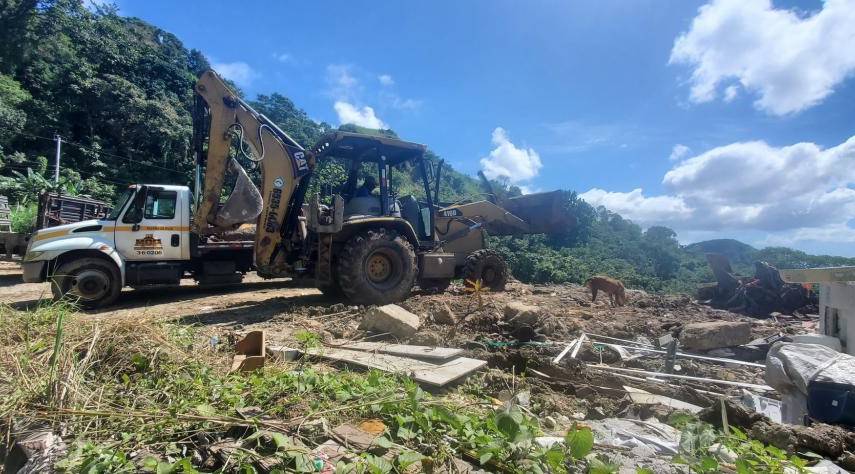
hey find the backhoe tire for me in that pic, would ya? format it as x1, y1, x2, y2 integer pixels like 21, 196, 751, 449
317, 278, 343, 298
462, 249, 508, 292
337, 229, 417, 305
418, 278, 452, 293
51, 257, 121, 309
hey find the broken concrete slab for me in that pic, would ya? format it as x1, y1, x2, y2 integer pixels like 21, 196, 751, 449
332, 341, 463, 362
679, 321, 751, 350
358, 304, 420, 338
305, 347, 486, 387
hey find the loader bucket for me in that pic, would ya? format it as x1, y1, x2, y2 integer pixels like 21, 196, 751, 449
212, 158, 263, 228
502, 190, 576, 235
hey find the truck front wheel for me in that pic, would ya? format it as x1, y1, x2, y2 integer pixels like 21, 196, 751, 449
337, 229, 417, 305
51, 257, 121, 309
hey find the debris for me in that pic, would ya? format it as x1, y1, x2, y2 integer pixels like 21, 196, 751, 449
357, 419, 387, 435
503, 301, 541, 326
791, 334, 843, 352
358, 304, 420, 338
623, 385, 703, 414
807, 460, 849, 474
3, 426, 67, 474
552, 337, 578, 364
230, 330, 266, 372
589, 365, 774, 391
432, 303, 457, 325
707, 442, 737, 463
570, 333, 586, 359
587, 418, 680, 455
740, 390, 782, 423
330, 341, 463, 361
332, 423, 382, 451
679, 321, 751, 351
701, 255, 816, 316
766, 342, 855, 425
589, 337, 765, 367
305, 346, 486, 387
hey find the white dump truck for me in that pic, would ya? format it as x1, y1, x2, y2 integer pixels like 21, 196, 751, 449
22, 184, 255, 307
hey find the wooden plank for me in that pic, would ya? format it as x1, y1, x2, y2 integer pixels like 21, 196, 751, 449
570, 333, 586, 359
552, 338, 578, 364
331, 341, 464, 361
307, 347, 486, 387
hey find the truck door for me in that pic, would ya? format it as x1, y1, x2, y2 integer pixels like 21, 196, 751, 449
116, 187, 185, 261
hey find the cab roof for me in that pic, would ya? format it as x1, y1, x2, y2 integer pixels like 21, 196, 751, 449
312, 131, 426, 166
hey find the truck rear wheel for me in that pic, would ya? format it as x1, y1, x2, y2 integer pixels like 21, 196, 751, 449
462, 249, 508, 291
51, 257, 121, 309
337, 229, 417, 305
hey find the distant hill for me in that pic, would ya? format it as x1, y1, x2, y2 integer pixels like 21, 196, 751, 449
684, 239, 757, 265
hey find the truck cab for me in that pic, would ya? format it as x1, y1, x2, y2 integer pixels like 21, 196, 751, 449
22, 184, 253, 308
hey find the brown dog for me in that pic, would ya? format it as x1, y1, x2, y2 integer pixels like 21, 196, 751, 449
585, 276, 626, 307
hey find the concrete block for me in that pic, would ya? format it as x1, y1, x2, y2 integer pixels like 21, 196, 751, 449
359, 304, 420, 338
679, 321, 751, 350
503, 301, 541, 326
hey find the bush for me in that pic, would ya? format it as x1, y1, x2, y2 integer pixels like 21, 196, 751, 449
10, 203, 36, 233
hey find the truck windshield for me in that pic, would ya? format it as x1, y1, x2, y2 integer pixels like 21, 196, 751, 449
106, 188, 134, 221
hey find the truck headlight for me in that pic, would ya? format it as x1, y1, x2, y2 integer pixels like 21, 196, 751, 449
23, 251, 44, 262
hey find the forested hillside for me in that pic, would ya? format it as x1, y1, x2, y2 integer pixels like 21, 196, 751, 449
1, 1, 852, 293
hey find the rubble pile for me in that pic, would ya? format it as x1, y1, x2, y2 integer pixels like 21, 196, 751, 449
699, 254, 818, 317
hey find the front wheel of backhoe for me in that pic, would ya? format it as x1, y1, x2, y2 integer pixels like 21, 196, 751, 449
337, 229, 417, 305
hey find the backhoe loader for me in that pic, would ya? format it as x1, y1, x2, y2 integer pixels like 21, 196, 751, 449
22, 70, 574, 307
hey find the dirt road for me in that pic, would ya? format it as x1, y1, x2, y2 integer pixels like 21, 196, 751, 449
0, 260, 322, 325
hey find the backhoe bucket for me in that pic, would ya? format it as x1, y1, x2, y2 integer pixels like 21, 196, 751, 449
502, 190, 575, 235
212, 158, 263, 228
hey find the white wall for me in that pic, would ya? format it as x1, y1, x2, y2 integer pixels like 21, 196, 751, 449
819, 282, 855, 355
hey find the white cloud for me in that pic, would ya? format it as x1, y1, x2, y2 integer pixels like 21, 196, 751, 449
670, 0, 855, 115
334, 101, 388, 129
326, 64, 359, 100
480, 127, 542, 184
581, 135, 855, 247
272, 52, 292, 63
211, 61, 258, 87
581, 188, 693, 224
669, 144, 690, 161
378, 74, 395, 86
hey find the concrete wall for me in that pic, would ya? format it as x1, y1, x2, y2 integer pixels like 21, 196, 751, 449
819, 282, 855, 355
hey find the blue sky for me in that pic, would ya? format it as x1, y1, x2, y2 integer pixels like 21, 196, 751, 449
116, 0, 855, 257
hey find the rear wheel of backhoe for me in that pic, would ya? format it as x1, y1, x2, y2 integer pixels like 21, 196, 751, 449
51, 257, 121, 309
462, 249, 508, 291
317, 278, 343, 298
337, 229, 417, 305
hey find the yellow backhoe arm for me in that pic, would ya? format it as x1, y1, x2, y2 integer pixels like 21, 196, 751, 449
193, 70, 315, 275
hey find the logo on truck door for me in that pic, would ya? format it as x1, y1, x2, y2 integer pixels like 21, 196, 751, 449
133, 234, 164, 256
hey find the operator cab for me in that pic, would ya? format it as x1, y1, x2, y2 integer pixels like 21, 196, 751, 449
312, 132, 437, 243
